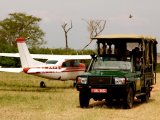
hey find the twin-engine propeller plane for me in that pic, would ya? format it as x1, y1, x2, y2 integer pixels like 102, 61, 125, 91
0, 37, 91, 87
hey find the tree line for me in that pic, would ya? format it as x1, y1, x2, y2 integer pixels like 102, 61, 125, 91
0, 12, 106, 67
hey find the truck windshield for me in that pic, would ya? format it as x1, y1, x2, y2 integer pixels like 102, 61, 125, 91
92, 58, 132, 71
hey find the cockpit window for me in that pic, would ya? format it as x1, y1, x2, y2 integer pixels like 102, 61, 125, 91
46, 60, 58, 64
62, 60, 80, 67
62, 61, 70, 67
73, 60, 80, 67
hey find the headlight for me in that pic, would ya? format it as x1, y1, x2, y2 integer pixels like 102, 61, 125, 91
114, 77, 126, 85
77, 77, 88, 84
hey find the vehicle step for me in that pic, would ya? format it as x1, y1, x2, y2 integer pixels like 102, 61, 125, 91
135, 93, 146, 97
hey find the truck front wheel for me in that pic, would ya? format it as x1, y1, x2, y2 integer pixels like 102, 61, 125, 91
79, 91, 90, 108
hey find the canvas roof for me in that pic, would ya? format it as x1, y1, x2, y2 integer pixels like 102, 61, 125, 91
92, 34, 156, 42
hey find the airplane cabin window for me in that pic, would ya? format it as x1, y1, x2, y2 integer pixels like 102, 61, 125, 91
62, 60, 80, 67
46, 60, 58, 64
73, 60, 80, 67
62, 61, 70, 67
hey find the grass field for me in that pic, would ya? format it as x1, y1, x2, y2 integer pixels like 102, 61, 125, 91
0, 72, 160, 120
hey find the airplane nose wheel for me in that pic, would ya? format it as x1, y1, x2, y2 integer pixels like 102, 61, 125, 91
40, 81, 46, 88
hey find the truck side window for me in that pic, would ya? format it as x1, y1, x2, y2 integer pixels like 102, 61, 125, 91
132, 47, 142, 71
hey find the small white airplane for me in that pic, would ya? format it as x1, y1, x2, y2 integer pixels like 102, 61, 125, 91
0, 37, 91, 87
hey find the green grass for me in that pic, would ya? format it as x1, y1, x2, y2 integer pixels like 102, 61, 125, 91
0, 72, 160, 120
156, 63, 160, 72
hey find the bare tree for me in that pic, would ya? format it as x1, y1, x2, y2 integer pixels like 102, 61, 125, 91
61, 20, 73, 49
82, 19, 106, 50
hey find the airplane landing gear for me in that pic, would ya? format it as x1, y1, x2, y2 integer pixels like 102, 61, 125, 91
40, 81, 46, 88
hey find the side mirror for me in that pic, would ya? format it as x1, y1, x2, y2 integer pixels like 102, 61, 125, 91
90, 53, 97, 60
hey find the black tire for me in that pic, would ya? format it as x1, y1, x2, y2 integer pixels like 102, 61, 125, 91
73, 81, 76, 87
141, 83, 150, 102
40, 81, 46, 88
105, 97, 113, 107
79, 91, 90, 108
124, 87, 134, 109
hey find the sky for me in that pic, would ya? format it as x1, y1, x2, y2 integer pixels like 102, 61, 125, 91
0, 0, 160, 51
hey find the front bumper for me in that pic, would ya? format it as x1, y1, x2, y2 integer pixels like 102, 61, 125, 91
76, 84, 128, 99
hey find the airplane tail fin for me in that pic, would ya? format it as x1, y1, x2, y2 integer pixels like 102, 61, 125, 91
16, 37, 45, 68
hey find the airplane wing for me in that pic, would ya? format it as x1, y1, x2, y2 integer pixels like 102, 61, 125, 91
0, 53, 20, 57
0, 68, 23, 73
0, 53, 91, 60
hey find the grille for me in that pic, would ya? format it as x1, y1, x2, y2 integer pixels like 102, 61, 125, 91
88, 76, 112, 85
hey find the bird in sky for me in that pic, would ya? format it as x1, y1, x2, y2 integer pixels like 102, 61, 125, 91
129, 14, 133, 18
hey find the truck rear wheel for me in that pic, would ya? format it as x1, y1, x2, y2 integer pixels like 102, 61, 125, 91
141, 83, 150, 102
79, 91, 90, 108
124, 87, 134, 109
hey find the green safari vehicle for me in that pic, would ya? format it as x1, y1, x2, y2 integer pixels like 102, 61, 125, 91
76, 34, 157, 109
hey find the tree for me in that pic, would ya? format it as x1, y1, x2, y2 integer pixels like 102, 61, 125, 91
82, 19, 106, 50
0, 12, 46, 51
61, 20, 73, 50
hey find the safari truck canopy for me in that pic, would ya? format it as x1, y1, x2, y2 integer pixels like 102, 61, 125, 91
92, 34, 156, 41
92, 34, 157, 73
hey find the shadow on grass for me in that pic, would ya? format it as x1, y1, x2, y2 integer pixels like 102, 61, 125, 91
0, 85, 75, 93
79, 98, 156, 109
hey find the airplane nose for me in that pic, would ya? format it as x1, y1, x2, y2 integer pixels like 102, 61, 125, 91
23, 68, 30, 73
